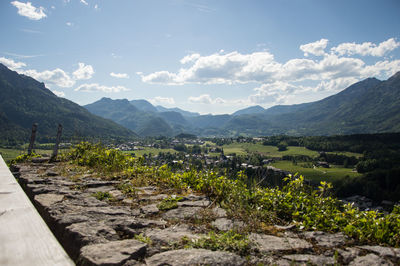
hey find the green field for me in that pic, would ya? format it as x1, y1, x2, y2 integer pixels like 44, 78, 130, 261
271, 160, 361, 183
221, 143, 320, 157
326, 151, 363, 158
0, 148, 53, 163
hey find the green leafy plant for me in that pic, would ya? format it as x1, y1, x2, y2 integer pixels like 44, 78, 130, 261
157, 195, 183, 211
185, 230, 252, 256
9, 152, 41, 165
64, 142, 400, 247
134, 233, 152, 245
92, 191, 113, 201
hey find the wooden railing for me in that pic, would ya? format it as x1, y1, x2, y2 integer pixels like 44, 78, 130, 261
0, 155, 74, 266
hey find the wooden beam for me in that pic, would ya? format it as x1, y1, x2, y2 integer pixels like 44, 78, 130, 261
0, 155, 74, 266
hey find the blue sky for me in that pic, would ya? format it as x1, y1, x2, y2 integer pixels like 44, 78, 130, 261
1, 0, 400, 114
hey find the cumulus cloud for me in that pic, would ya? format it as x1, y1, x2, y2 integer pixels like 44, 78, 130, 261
248, 82, 300, 105
140, 51, 279, 85
110, 72, 129, 79
188, 94, 226, 104
140, 38, 400, 90
23, 68, 75, 88
300, 39, 328, 56
11, 1, 46, 20
72, 63, 94, 80
52, 90, 65, 97
0, 57, 26, 70
141, 71, 180, 85
331, 38, 400, 57
360, 59, 400, 78
180, 53, 201, 64
313, 77, 359, 92
149, 96, 175, 105
74, 83, 129, 93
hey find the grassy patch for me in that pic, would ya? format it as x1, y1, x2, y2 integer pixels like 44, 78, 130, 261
326, 151, 363, 158
134, 233, 152, 245
157, 196, 183, 211
92, 191, 113, 201
184, 230, 252, 256
221, 143, 320, 158
271, 160, 361, 183
0, 148, 24, 162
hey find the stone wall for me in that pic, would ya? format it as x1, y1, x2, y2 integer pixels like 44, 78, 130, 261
12, 161, 400, 265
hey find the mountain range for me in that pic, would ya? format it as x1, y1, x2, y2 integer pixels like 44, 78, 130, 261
85, 71, 400, 137
1, 61, 400, 141
0, 63, 135, 145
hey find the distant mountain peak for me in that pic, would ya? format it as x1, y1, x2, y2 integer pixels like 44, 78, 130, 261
233, 105, 265, 116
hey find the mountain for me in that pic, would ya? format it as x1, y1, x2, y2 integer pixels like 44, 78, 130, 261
85, 98, 175, 137
232, 105, 265, 116
83, 72, 400, 137
0, 64, 135, 145
130, 99, 158, 113
156, 106, 200, 117
223, 74, 400, 136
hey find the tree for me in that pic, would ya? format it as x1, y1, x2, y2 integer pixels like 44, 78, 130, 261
277, 141, 288, 151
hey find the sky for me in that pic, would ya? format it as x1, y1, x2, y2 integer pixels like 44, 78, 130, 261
1, 0, 400, 114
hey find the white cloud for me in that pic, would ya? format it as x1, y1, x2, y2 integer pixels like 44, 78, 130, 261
52, 90, 65, 97
331, 38, 400, 57
80, 0, 88, 5
188, 94, 226, 104
300, 39, 328, 56
248, 82, 300, 105
180, 53, 201, 64
140, 51, 279, 85
72, 62, 94, 80
74, 83, 130, 93
0, 57, 26, 70
11, 1, 46, 20
94, 4, 99, 10
361, 59, 400, 78
149, 96, 175, 105
66, 22, 73, 26
110, 72, 129, 79
313, 77, 359, 92
141, 71, 180, 85
140, 38, 400, 88
23, 68, 75, 88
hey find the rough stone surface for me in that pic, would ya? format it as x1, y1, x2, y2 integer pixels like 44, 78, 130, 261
337, 247, 362, 264
140, 204, 159, 215
211, 218, 244, 231
349, 253, 394, 266
282, 254, 335, 265
34, 193, 64, 208
357, 245, 400, 258
177, 199, 211, 207
303, 231, 347, 248
145, 249, 246, 266
79, 239, 146, 265
66, 221, 119, 245
12, 162, 400, 266
250, 233, 312, 253
162, 206, 203, 220
212, 206, 227, 218
144, 224, 200, 245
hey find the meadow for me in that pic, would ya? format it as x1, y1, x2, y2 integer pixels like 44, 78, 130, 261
271, 160, 361, 183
